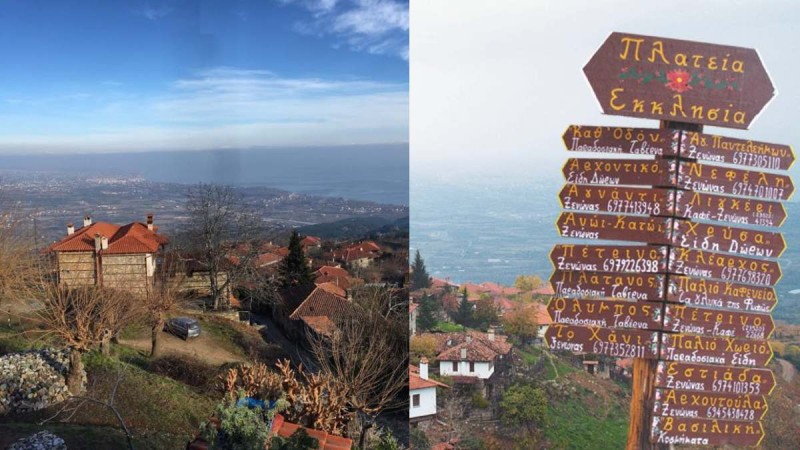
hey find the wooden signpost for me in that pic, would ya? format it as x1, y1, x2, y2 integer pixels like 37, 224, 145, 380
546, 31, 791, 448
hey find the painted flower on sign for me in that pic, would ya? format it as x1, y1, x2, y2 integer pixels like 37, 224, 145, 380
665, 70, 692, 93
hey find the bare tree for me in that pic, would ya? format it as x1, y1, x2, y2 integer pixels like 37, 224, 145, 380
308, 298, 408, 448
184, 183, 260, 310
26, 280, 137, 394
143, 263, 186, 358
0, 196, 38, 308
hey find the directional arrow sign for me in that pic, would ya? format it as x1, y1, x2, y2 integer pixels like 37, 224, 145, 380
677, 162, 794, 201
545, 323, 659, 359
664, 305, 775, 340
584, 32, 775, 130
660, 334, 772, 367
559, 184, 674, 216
667, 277, 777, 313
653, 388, 768, 422
668, 247, 781, 287
556, 212, 671, 244
682, 131, 795, 170
550, 244, 668, 273
562, 125, 676, 156
563, 158, 675, 187
650, 417, 765, 446
550, 270, 665, 302
655, 361, 776, 396
547, 298, 663, 330
675, 190, 787, 228
671, 220, 786, 258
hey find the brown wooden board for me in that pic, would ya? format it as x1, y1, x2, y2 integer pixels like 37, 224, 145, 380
677, 162, 794, 200
668, 247, 781, 287
563, 158, 675, 187
562, 125, 677, 156
550, 244, 668, 273
660, 334, 773, 367
664, 305, 775, 339
556, 212, 671, 244
584, 32, 774, 130
681, 131, 794, 170
547, 298, 663, 330
655, 361, 776, 396
544, 323, 659, 359
652, 388, 768, 422
650, 417, 764, 446
667, 277, 777, 313
550, 270, 664, 302
559, 184, 674, 216
675, 190, 786, 227
671, 219, 785, 258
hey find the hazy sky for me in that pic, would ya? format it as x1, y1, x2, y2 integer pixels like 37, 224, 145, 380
0, 0, 408, 153
411, 0, 800, 180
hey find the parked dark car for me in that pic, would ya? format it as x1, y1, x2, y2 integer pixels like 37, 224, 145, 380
165, 317, 201, 340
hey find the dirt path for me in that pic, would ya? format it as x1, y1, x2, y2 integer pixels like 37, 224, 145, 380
119, 331, 245, 366
777, 358, 797, 383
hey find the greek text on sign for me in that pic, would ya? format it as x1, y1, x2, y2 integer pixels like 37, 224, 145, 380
677, 162, 794, 200
557, 212, 671, 244
664, 305, 775, 340
650, 417, 764, 446
563, 125, 676, 156
547, 298, 663, 330
544, 323, 659, 359
563, 158, 675, 187
675, 190, 786, 228
655, 361, 776, 396
668, 247, 781, 287
667, 277, 777, 313
671, 220, 785, 258
682, 131, 794, 170
550, 270, 664, 302
660, 334, 773, 367
559, 184, 674, 216
550, 244, 668, 273
653, 388, 768, 422
584, 32, 774, 129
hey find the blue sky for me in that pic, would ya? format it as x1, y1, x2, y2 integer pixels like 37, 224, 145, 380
0, 0, 408, 153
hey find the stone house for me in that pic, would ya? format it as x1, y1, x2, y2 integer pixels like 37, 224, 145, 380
48, 215, 168, 295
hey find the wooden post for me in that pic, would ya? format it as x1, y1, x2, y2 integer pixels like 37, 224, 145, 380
626, 120, 702, 450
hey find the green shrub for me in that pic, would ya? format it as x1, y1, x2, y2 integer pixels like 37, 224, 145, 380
471, 392, 489, 409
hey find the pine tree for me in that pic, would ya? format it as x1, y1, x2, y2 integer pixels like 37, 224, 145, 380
279, 230, 314, 287
410, 250, 432, 290
454, 287, 474, 327
416, 294, 439, 331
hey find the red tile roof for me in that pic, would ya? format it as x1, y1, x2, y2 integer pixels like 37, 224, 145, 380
437, 339, 499, 362
49, 221, 167, 254
289, 287, 352, 323
409, 364, 448, 390
256, 252, 283, 267
301, 236, 322, 247
316, 282, 347, 298
423, 331, 513, 357
314, 266, 351, 279
271, 414, 352, 450
301, 315, 337, 336
532, 302, 553, 326
532, 284, 556, 296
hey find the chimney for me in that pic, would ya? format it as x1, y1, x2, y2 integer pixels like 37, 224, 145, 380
94, 234, 103, 252
460, 348, 467, 360
488, 328, 496, 341
466, 335, 472, 343
419, 357, 429, 380
66, 223, 75, 236
146, 213, 154, 231
101, 236, 109, 250
83, 216, 92, 227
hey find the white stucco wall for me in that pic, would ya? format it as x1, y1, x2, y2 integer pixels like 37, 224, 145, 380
410, 386, 437, 418
438, 360, 494, 379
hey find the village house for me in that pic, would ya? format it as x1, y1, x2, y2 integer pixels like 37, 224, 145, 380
314, 265, 353, 289
426, 329, 513, 381
334, 241, 381, 269
272, 284, 353, 341
48, 215, 168, 295
410, 358, 448, 423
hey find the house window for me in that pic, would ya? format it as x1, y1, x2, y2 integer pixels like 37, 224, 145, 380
412, 394, 420, 407
452, 361, 458, 372
469, 362, 475, 372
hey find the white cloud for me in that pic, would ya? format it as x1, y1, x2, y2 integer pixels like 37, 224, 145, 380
281, 0, 408, 59
140, 4, 172, 21
0, 67, 408, 153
